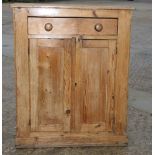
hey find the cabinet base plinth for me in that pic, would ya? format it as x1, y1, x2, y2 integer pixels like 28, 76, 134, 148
16, 134, 128, 148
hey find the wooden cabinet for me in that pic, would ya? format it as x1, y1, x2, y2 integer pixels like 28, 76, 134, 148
12, 3, 133, 147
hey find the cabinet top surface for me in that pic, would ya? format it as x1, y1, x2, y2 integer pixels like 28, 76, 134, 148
10, 3, 134, 10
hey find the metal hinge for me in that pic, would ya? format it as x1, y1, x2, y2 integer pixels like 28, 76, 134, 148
116, 46, 118, 55
28, 42, 30, 55
28, 119, 31, 126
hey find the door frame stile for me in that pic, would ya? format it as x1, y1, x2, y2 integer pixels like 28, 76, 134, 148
29, 39, 39, 131
63, 38, 75, 132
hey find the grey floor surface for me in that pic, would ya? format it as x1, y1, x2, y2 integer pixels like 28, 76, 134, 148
2, 1, 152, 154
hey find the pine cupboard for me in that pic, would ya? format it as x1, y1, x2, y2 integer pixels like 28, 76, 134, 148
11, 3, 133, 147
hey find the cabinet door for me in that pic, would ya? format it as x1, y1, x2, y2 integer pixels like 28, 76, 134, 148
73, 39, 116, 133
29, 38, 75, 132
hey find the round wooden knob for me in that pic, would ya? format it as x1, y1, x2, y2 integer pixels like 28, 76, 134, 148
44, 23, 53, 31
94, 23, 103, 32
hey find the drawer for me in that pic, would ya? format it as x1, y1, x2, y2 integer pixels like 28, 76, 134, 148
28, 18, 118, 35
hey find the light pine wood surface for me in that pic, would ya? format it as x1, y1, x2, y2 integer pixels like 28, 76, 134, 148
28, 18, 118, 35
12, 4, 132, 147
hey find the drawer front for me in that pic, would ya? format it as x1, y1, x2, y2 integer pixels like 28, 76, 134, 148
28, 18, 118, 35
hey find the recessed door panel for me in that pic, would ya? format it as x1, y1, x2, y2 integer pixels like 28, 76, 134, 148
38, 46, 64, 131
73, 39, 116, 133
30, 38, 75, 132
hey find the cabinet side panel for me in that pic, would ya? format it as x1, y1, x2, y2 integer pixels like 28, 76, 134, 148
114, 10, 132, 135
13, 8, 30, 137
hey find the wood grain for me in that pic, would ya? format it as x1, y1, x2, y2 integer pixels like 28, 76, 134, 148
30, 39, 66, 132
114, 10, 132, 135
29, 39, 39, 131
13, 5, 132, 147
11, 3, 134, 10
106, 40, 116, 130
74, 39, 116, 133
27, 8, 120, 18
82, 39, 109, 48
16, 133, 128, 148
13, 8, 30, 138
28, 18, 118, 36
28, 34, 118, 40
63, 39, 74, 132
